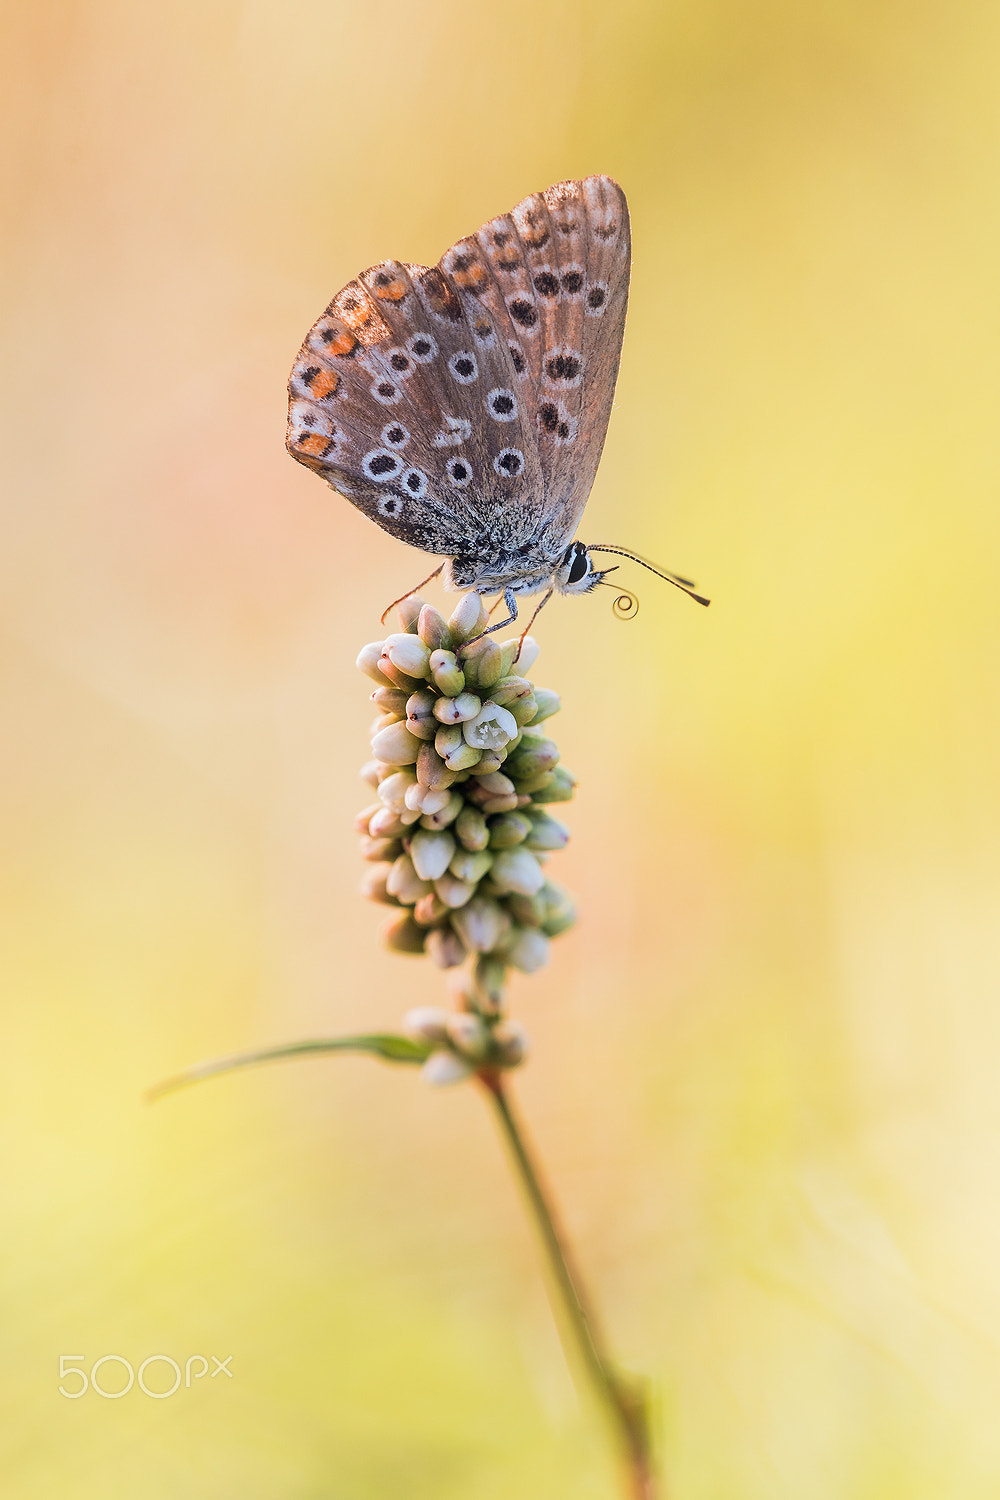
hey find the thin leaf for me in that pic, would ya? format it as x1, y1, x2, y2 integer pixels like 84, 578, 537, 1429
146, 1034, 431, 1102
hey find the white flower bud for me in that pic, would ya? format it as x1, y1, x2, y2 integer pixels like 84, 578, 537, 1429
445, 1013, 491, 1060
368, 805, 407, 839
386, 854, 434, 905
404, 782, 452, 815
356, 641, 390, 684
403, 1006, 451, 1044
450, 895, 511, 953
409, 828, 457, 881
425, 926, 467, 968
371, 721, 423, 765
433, 691, 482, 724
489, 847, 545, 896
377, 768, 417, 812
433, 872, 477, 908
463, 703, 518, 750
492, 1019, 530, 1066
448, 592, 488, 643
384, 632, 431, 679
421, 1051, 473, 1086
514, 635, 540, 672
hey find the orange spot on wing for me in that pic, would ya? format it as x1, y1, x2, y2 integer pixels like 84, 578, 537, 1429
307, 367, 339, 399
328, 329, 358, 356
297, 432, 333, 457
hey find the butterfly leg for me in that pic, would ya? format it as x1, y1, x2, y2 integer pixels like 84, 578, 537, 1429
513, 588, 554, 662
380, 565, 445, 626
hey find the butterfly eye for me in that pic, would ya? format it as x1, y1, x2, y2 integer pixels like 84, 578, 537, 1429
567, 548, 590, 586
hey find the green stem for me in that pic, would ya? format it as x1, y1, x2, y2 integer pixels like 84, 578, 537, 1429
479, 1072, 658, 1500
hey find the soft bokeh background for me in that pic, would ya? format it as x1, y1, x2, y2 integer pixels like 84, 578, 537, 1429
3, 1, 1000, 1494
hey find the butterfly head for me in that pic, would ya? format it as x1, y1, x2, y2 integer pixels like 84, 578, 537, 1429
553, 540, 617, 596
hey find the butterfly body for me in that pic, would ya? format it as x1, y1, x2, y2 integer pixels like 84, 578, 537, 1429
287, 176, 632, 618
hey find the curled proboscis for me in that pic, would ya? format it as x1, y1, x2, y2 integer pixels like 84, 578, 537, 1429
611, 589, 639, 621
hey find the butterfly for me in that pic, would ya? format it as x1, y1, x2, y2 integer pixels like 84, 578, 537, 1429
287, 174, 707, 634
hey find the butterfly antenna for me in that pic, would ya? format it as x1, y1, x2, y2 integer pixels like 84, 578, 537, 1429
588, 546, 710, 607
380, 565, 445, 626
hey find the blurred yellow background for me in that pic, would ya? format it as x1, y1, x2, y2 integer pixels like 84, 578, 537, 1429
3, 1, 1000, 1494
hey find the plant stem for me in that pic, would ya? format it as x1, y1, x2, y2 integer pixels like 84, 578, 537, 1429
479, 1071, 658, 1500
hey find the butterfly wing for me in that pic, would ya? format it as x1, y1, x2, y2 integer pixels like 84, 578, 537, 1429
287, 259, 543, 559
443, 175, 631, 551
287, 175, 629, 568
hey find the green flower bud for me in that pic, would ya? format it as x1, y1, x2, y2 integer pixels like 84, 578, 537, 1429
471, 955, 507, 1013
463, 703, 518, 751
489, 847, 546, 896
460, 637, 504, 692
384, 632, 432, 679
448, 593, 488, 644
450, 895, 511, 954
530, 688, 561, 722
409, 828, 456, 881
429, 649, 465, 696
433, 691, 482, 724
523, 811, 570, 851
488, 811, 532, 848
503, 890, 546, 927
380, 910, 427, 954
478, 749, 509, 775
386, 854, 434, 905
416, 741, 456, 791
449, 846, 493, 883
530, 765, 577, 803
498, 640, 518, 677
489, 674, 535, 711
500, 926, 551, 973
356, 641, 392, 685
504, 736, 559, 780
371, 720, 423, 766
455, 804, 489, 852
417, 603, 452, 651
540, 883, 577, 936
425, 926, 467, 969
